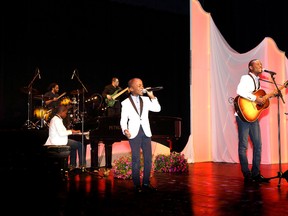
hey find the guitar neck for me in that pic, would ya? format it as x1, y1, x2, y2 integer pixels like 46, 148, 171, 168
112, 87, 128, 100
265, 85, 286, 100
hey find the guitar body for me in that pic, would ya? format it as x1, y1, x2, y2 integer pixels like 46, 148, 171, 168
105, 89, 120, 108
234, 89, 270, 122
105, 97, 117, 107
234, 80, 288, 122
105, 87, 129, 108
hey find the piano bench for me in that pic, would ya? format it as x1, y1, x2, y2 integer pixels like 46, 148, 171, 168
42, 145, 71, 180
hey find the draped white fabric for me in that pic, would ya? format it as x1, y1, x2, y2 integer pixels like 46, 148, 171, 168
182, 0, 288, 164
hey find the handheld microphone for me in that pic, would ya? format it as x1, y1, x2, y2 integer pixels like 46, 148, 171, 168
142, 86, 164, 93
263, 69, 276, 75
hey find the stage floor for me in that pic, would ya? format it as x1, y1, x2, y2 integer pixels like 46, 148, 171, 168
4, 162, 288, 215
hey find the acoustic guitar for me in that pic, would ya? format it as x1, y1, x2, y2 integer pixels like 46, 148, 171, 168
234, 80, 288, 122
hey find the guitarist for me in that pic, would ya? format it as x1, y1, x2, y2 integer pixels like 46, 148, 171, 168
235, 59, 270, 184
100, 77, 127, 168
102, 77, 124, 117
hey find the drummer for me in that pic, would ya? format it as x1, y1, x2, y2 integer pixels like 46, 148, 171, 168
44, 82, 61, 120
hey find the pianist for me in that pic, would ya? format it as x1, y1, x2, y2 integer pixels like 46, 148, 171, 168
120, 78, 161, 193
44, 105, 85, 170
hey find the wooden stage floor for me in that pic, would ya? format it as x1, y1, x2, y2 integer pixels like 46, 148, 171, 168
4, 162, 288, 215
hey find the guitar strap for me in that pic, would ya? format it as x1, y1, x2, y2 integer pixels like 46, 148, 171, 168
248, 73, 260, 92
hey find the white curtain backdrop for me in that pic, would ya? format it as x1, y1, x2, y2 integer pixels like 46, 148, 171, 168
182, 0, 288, 164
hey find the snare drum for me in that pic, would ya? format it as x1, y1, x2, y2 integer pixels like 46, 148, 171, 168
33, 107, 51, 121
60, 96, 71, 105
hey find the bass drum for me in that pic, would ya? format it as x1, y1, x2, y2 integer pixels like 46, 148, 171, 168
85, 93, 104, 118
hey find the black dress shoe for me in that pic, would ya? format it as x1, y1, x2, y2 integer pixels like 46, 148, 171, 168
142, 184, 158, 192
252, 174, 270, 183
281, 170, 288, 182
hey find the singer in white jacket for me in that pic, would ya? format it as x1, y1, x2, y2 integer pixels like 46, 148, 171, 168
120, 78, 161, 192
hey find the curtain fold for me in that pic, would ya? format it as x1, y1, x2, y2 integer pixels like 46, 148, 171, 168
183, 0, 288, 164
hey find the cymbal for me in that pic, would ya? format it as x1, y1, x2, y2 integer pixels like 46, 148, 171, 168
33, 95, 51, 100
70, 89, 83, 95
21, 86, 40, 94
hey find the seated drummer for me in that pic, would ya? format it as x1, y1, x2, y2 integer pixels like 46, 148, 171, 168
44, 82, 60, 117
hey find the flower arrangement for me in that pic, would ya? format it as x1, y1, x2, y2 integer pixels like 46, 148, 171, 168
112, 151, 188, 179
112, 154, 144, 180
153, 152, 189, 173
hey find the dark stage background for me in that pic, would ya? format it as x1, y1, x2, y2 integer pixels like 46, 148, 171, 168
1, 0, 287, 152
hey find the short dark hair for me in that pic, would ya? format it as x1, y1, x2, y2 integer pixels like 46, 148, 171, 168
57, 105, 68, 114
48, 82, 58, 91
112, 77, 118, 82
128, 78, 140, 87
248, 59, 258, 71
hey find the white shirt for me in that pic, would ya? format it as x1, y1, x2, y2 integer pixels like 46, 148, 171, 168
131, 95, 141, 113
236, 72, 260, 101
235, 72, 260, 116
44, 115, 72, 145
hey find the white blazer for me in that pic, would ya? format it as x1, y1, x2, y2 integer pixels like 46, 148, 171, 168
120, 96, 161, 139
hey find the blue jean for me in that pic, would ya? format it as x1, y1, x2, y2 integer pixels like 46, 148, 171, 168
129, 126, 152, 187
67, 139, 85, 167
236, 116, 262, 177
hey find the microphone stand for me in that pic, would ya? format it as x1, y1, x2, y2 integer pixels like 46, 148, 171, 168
265, 74, 287, 187
23, 69, 41, 129
71, 70, 102, 177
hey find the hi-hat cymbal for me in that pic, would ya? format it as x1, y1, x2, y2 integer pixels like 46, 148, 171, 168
33, 95, 51, 100
21, 86, 40, 94
70, 89, 84, 95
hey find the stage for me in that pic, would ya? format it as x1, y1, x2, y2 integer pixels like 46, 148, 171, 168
4, 161, 288, 215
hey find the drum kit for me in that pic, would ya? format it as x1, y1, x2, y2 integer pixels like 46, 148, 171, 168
22, 86, 104, 130
31, 94, 52, 129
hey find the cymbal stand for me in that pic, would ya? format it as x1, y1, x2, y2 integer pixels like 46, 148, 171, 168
23, 88, 38, 129
265, 74, 287, 187
23, 68, 41, 129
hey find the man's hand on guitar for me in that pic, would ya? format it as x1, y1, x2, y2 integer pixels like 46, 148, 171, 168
273, 90, 279, 97
255, 96, 266, 105
106, 95, 112, 100
105, 87, 129, 108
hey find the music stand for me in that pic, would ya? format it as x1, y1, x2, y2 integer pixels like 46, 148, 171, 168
71, 69, 102, 178
265, 74, 288, 187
